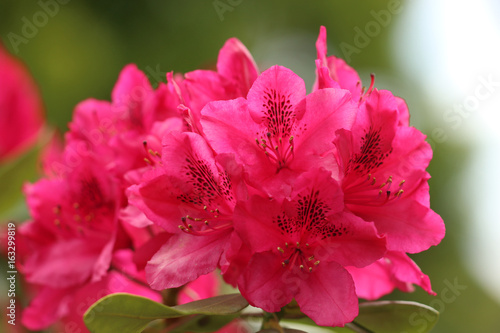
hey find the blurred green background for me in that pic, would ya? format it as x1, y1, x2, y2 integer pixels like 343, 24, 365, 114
1, 0, 500, 332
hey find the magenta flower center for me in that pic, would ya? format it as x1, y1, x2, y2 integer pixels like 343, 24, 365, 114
273, 189, 348, 273
343, 127, 405, 206
254, 88, 299, 170
177, 155, 234, 236
51, 177, 114, 236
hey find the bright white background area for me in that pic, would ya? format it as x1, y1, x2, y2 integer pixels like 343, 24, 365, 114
393, 0, 500, 303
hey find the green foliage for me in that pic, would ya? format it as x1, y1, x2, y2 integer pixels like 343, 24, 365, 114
83, 293, 249, 333
353, 300, 439, 333
0, 145, 41, 221
284, 300, 439, 333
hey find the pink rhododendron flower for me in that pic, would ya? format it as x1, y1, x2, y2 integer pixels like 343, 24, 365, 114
0, 42, 44, 161
201, 65, 357, 193
332, 88, 445, 253
315, 26, 444, 298
14, 27, 445, 332
128, 131, 247, 289
234, 168, 386, 326
315, 26, 444, 252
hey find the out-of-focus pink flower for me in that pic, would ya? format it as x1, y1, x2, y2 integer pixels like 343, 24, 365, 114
66, 64, 183, 178
20, 144, 120, 289
178, 272, 220, 305
234, 168, 386, 327
22, 250, 161, 332
0, 42, 44, 162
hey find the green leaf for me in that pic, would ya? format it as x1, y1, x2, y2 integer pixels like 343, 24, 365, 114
168, 314, 238, 333
283, 317, 355, 333
258, 329, 309, 333
83, 293, 249, 333
0, 145, 41, 221
352, 300, 439, 333
282, 300, 438, 333
173, 293, 249, 315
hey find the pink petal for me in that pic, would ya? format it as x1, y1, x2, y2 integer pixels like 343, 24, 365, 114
247, 65, 306, 125
146, 230, 231, 289
184, 69, 229, 115
238, 251, 294, 313
326, 56, 362, 102
133, 232, 173, 270
178, 272, 220, 304
21, 287, 72, 330
294, 88, 356, 165
217, 37, 259, 96
234, 195, 288, 254
295, 261, 358, 327
62, 271, 162, 332
315, 60, 341, 90
22, 237, 109, 288
315, 26, 328, 65
127, 171, 185, 233
348, 251, 434, 300
312, 211, 386, 268
111, 64, 153, 130
201, 98, 270, 177
314, 26, 362, 101
348, 193, 445, 253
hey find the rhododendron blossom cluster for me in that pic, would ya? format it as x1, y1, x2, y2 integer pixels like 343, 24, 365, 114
15, 26, 444, 331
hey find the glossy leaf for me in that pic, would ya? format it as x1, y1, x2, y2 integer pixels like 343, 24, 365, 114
258, 329, 309, 333
84, 293, 249, 333
283, 300, 438, 333
168, 314, 238, 333
353, 300, 439, 333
